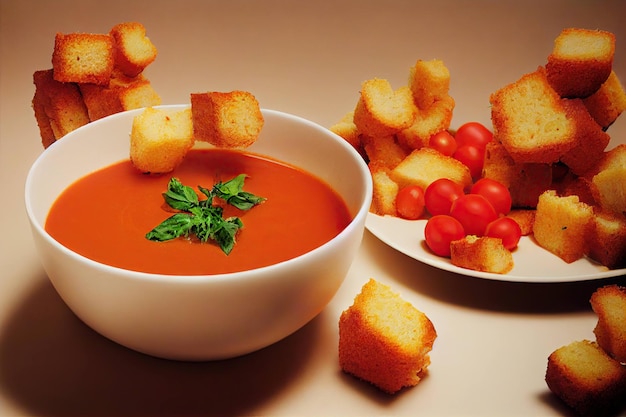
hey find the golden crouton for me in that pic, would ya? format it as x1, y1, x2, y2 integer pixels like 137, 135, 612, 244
584, 143, 626, 177
583, 70, 626, 129
481, 141, 552, 208
110, 22, 157, 78
396, 95, 455, 150
545, 28, 615, 98
408, 59, 451, 110
130, 107, 194, 173
533, 190, 594, 263
362, 135, 408, 169
52, 32, 114, 85
369, 162, 399, 216
329, 111, 365, 159
591, 285, 626, 362
353, 79, 417, 138
559, 98, 610, 176
450, 235, 514, 274
490, 67, 578, 164
591, 167, 626, 216
586, 211, 626, 269
506, 209, 536, 236
191, 91, 264, 148
391, 147, 472, 191
32, 69, 89, 146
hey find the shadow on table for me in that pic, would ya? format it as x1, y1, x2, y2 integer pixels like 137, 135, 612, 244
0, 275, 320, 417
363, 230, 626, 314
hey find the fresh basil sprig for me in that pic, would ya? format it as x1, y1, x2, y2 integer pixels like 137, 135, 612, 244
146, 175, 265, 254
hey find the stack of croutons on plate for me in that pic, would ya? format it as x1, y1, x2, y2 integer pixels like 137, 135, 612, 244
32, 22, 161, 148
489, 28, 626, 269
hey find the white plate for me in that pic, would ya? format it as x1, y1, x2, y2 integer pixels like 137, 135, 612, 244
366, 213, 626, 283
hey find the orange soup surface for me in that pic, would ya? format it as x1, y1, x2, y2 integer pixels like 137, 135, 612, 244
46, 149, 352, 275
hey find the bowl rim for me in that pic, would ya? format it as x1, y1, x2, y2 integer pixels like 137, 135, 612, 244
25, 106, 373, 284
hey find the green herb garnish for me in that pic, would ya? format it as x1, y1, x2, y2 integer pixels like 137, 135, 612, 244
145, 175, 265, 254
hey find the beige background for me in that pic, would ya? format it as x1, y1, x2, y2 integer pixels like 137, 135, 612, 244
1, 0, 625, 415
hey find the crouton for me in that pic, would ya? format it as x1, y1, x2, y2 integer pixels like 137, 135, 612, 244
80, 77, 161, 121
190, 91, 264, 148
545, 340, 626, 417
370, 162, 399, 216
52, 32, 114, 85
587, 212, 626, 269
353, 79, 417, 138
591, 167, 626, 216
32, 69, 89, 146
506, 209, 535, 236
558, 99, 611, 176
533, 190, 594, 263
130, 107, 194, 173
329, 111, 365, 159
408, 59, 451, 110
490, 67, 578, 164
450, 235, 514, 274
583, 70, 626, 129
110, 22, 157, 78
396, 95, 455, 150
546, 28, 615, 98
390, 147, 472, 191
591, 285, 626, 362
362, 135, 408, 169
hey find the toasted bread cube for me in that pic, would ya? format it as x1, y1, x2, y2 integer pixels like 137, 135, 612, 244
31, 79, 57, 148
545, 340, 626, 417
490, 67, 578, 164
52, 33, 114, 85
559, 99, 610, 175
118, 79, 162, 111
329, 111, 365, 159
556, 175, 596, 206
584, 143, 626, 178
450, 235, 514, 274
353, 79, 417, 138
587, 212, 626, 269
396, 95, 455, 150
591, 167, 626, 216
191, 91, 264, 148
369, 162, 399, 216
130, 107, 194, 173
546, 28, 615, 98
408, 59, 451, 110
533, 190, 593, 263
482, 141, 552, 208
583, 71, 626, 129
339, 279, 437, 394
110, 22, 157, 78
32, 69, 89, 145
80, 77, 161, 121
362, 135, 408, 169
506, 209, 535, 236
591, 285, 626, 362
391, 147, 471, 191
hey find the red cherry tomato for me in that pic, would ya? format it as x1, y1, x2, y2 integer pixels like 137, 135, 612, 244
453, 145, 484, 181
424, 215, 465, 257
449, 194, 498, 236
396, 185, 426, 220
424, 178, 465, 216
454, 122, 493, 151
470, 178, 512, 215
429, 131, 457, 157
485, 217, 522, 250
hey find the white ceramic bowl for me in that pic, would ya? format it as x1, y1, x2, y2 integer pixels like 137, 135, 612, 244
25, 105, 372, 361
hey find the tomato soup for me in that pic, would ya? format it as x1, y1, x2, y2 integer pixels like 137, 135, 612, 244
45, 149, 352, 275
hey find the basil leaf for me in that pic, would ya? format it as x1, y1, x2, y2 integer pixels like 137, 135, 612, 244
163, 178, 199, 211
213, 174, 266, 210
146, 213, 194, 241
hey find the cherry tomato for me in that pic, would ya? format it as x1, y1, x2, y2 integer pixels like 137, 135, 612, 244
454, 122, 493, 151
449, 194, 498, 236
429, 131, 457, 157
424, 215, 465, 257
424, 178, 465, 216
470, 178, 512, 215
485, 217, 522, 250
453, 145, 484, 181
396, 185, 426, 220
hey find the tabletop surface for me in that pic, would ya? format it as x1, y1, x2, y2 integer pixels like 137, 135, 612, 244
1, 1, 625, 416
